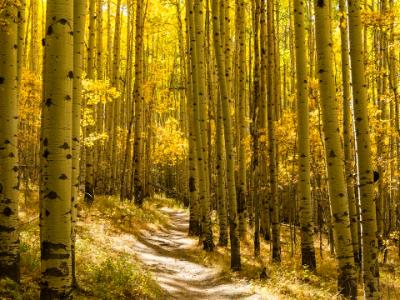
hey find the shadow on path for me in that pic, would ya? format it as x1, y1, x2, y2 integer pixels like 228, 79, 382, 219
126, 208, 263, 300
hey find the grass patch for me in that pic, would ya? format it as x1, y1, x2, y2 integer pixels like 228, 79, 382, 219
79, 256, 163, 299
75, 234, 165, 300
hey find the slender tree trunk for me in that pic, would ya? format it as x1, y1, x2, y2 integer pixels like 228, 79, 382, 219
107, 0, 112, 78
211, 0, 241, 270
216, 88, 228, 246
96, 0, 103, 79
191, 0, 214, 251
40, 0, 73, 297
94, 0, 104, 193
17, 0, 26, 90
72, 0, 87, 286
0, 3, 20, 283
267, 0, 281, 262
110, 0, 122, 195
185, 0, 201, 236
314, 0, 357, 297
176, 0, 190, 206
87, 0, 96, 79
132, 0, 145, 206
236, 0, 248, 240
251, 0, 261, 257
347, 0, 381, 297
85, 0, 96, 203
259, 0, 271, 242
293, 0, 316, 270
338, 0, 360, 265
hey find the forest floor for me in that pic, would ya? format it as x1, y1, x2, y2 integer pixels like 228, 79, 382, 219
77, 195, 269, 299
2, 192, 400, 299
76, 196, 400, 300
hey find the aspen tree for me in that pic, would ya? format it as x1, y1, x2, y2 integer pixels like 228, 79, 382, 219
236, 0, 248, 239
105, 0, 113, 189
85, 0, 96, 203
176, 0, 190, 206
314, 0, 357, 297
40, 0, 73, 297
72, 0, 87, 285
216, 95, 228, 246
111, 0, 121, 86
133, 0, 145, 206
184, 0, 201, 236
95, 0, 104, 193
388, 0, 399, 242
387, 0, 398, 248
211, 0, 241, 269
338, 0, 360, 264
259, 0, 271, 242
112, 0, 122, 85
106, 0, 112, 78
87, 0, 96, 79
375, 0, 387, 247
120, 1, 134, 200
0, 3, 20, 283
192, 0, 214, 250
96, 0, 103, 80
17, 0, 26, 90
267, 0, 280, 262
251, 0, 262, 257
120, 2, 137, 199
347, 0, 381, 297
273, 2, 281, 121
293, 0, 316, 270
119, 1, 133, 201
187, 96, 201, 236
110, 0, 122, 194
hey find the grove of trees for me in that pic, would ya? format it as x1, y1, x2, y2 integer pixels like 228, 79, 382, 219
0, 0, 400, 298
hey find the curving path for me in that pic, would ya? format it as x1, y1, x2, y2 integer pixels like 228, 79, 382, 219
131, 208, 265, 299
86, 207, 276, 299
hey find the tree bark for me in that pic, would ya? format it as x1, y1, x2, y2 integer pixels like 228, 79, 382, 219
347, 0, 381, 297
293, 0, 316, 270
314, 0, 357, 297
0, 3, 20, 283
40, 0, 73, 297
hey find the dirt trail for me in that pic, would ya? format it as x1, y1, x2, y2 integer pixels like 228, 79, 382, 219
132, 208, 267, 299
104, 207, 273, 299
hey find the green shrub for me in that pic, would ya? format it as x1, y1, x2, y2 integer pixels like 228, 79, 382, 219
87, 256, 165, 300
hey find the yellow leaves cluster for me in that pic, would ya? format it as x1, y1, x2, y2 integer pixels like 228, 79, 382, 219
19, 70, 41, 166
84, 132, 108, 148
361, 10, 396, 29
82, 79, 120, 106
82, 79, 120, 127
276, 112, 298, 183
152, 117, 188, 167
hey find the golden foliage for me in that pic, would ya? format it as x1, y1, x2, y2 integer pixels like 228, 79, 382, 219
153, 117, 188, 167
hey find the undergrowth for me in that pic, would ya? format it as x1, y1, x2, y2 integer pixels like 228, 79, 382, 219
86, 257, 160, 299
88, 194, 184, 234
0, 194, 172, 299
185, 219, 400, 299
